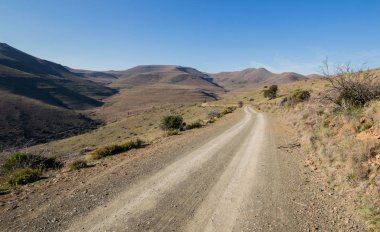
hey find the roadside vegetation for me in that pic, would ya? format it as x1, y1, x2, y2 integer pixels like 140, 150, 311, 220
0, 153, 62, 186
254, 64, 380, 231
91, 139, 144, 160
0, 103, 239, 193
160, 106, 237, 136
263, 85, 278, 99
281, 89, 311, 107
69, 160, 90, 171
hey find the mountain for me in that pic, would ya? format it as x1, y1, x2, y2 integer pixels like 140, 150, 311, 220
210, 68, 309, 90
0, 43, 116, 149
68, 68, 118, 80
0, 90, 99, 151
0, 43, 117, 110
93, 65, 226, 121
0, 43, 311, 149
110, 65, 222, 90
0, 44, 226, 148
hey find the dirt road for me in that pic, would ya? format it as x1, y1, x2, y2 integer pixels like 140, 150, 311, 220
1, 107, 365, 231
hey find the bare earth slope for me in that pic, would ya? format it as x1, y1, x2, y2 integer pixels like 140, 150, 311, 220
0, 43, 116, 110
93, 65, 226, 121
0, 43, 116, 149
0, 90, 99, 152
0, 107, 365, 231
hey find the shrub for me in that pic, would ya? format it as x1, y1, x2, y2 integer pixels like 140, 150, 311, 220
282, 89, 310, 107
166, 129, 180, 136
69, 160, 89, 171
160, 115, 184, 131
207, 110, 221, 118
91, 139, 144, 159
321, 61, 380, 108
357, 122, 373, 132
1, 153, 62, 174
185, 120, 203, 130
238, 101, 244, 108
219, 106, 236, 117
7, 168, 42, 186
263, 85, 278, 99
207, 118, 216, 124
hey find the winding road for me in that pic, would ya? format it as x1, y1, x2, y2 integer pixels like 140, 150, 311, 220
68, 107, 266, 231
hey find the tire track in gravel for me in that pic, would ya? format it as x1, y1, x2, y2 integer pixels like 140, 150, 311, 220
67, 107, 258, 231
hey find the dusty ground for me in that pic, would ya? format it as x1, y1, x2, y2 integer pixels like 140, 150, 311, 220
0, 107, 366, 231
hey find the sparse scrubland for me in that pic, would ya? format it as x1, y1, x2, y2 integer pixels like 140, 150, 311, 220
253, 67, 380, 231
0, 153, 62, 187
0, 103, 238, 193
91, 139, 144, 160
159, 105, 237, 136
68, 159, 89, 171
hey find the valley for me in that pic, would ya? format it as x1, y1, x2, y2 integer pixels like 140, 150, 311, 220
0, 44, 379, 231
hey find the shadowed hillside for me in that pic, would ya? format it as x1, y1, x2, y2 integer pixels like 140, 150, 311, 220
0, 43, 116, 150
0, 90, 99, 152
92, 65, 226, 122
0, 43, 117, 110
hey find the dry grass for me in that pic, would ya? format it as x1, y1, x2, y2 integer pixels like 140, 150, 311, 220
91, 139, 144, 160
17, 103, 229, 162
237, 75, 380, 230
68, 160, 89, 171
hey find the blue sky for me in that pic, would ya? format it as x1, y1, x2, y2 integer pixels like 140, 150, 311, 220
1, 0, 379, 74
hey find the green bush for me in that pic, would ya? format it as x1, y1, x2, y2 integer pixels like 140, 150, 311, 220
282, 89, 310, 106
185, 120, 203, 130
7, 168, 42, 186
218, 107, 236, 118
166, 129, 180, 136
91, 139, 144, 159
356, 122, 373, 133
1, 153, 62, 174
160, 115, 184, 131
69, 160, 89, 171
263, 85, 278, 99
222, 106, 236, 115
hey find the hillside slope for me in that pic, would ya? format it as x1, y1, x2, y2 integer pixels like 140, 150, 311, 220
211, 68, 310, 90
0, 43, 116, 150
0, 90, 99, 151
94, 65, 226, 121
110, 65, 222, 90
0, 43, 117, 110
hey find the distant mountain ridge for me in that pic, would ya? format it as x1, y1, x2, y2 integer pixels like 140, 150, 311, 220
210, 68, 315, 90
0, 42, 319, 150
109, 65, 223, 90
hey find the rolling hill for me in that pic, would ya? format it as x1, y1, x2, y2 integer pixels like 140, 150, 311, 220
0, 43, 115, 149
0, 90, 100, 151
110, 65, 222, 90
0, 43, 117, 110
210, 68, 311, 90
0, 44, 227, 148
0, 43, 316, 150
92, 65, 226, 121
